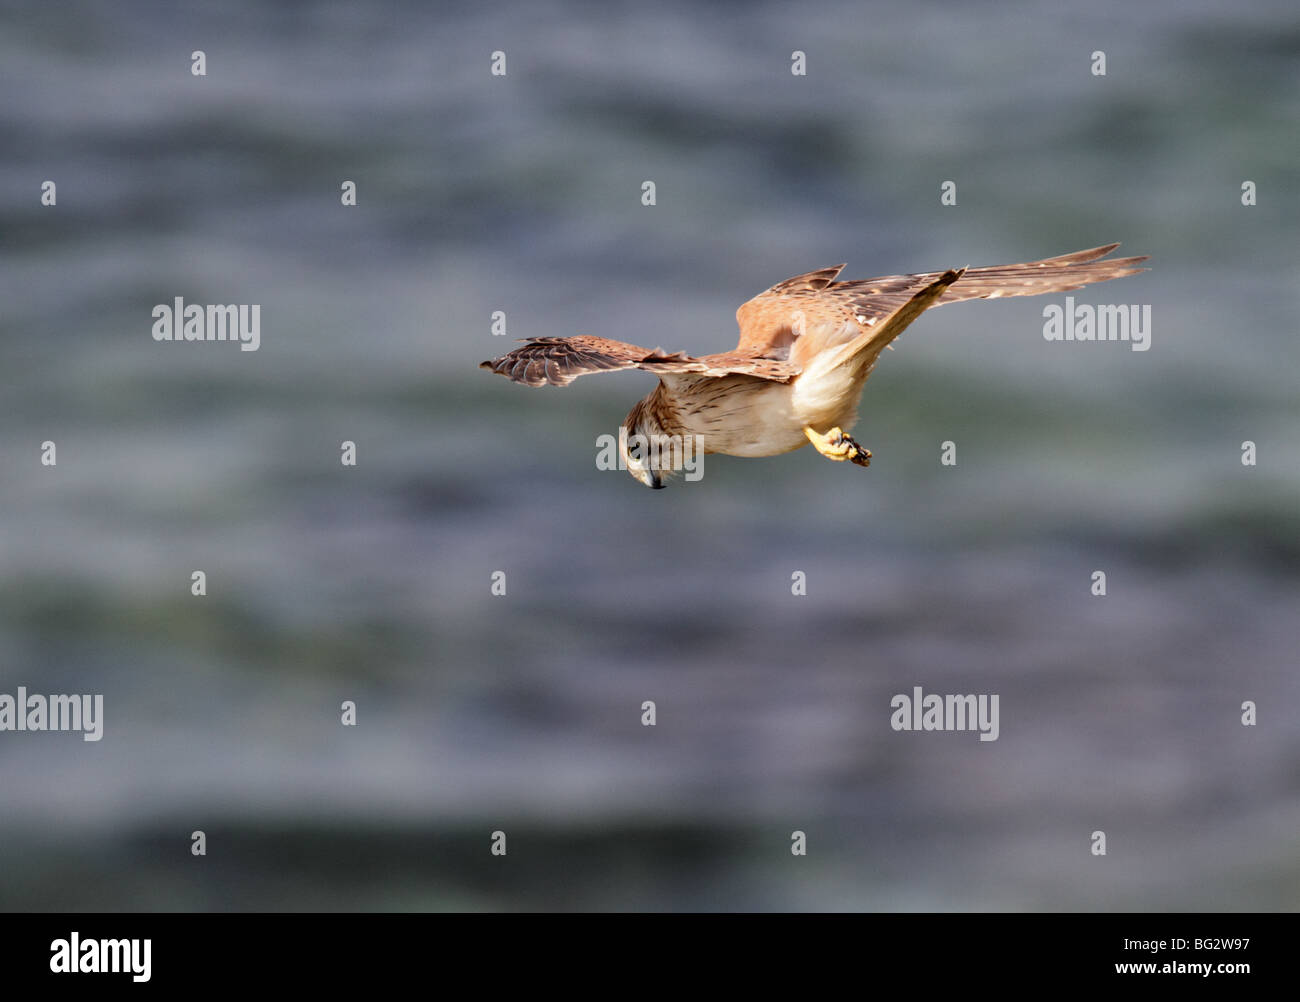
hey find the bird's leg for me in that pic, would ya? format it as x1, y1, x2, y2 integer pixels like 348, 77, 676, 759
803, 426, 871, 467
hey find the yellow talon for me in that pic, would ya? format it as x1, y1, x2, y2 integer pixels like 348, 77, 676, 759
804, 426, 871, 466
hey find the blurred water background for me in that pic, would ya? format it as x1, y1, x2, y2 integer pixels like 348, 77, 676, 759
0, 0, 1297, 910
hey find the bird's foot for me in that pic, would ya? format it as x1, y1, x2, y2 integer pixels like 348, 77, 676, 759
804, 426, 871, 467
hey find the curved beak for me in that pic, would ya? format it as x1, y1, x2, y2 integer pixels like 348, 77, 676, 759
648, 470, 664, 490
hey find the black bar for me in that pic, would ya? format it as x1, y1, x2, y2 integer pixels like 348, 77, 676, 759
0, 913, 1286, 988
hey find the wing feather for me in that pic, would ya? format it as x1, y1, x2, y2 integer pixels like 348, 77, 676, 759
481, 246, 1147, 389
480, 335, 796, 388
734, 244, 1149, 365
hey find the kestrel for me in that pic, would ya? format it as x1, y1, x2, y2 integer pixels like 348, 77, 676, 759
481, 243, 1148, 487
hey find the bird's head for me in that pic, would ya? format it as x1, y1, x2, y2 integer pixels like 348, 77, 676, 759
620, 396, 669, 489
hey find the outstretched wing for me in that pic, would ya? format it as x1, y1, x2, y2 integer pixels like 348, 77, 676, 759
480, 335, 797, 388
735, 243, 1149, 367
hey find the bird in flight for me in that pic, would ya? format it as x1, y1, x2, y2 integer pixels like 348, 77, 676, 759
481, 244, 1148, 488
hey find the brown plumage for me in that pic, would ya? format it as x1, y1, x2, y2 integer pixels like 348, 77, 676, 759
479, 336, 798, 387
480, 243, 1148, 487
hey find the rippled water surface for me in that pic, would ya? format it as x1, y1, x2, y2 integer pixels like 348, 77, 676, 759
0, 0, 1297, 910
